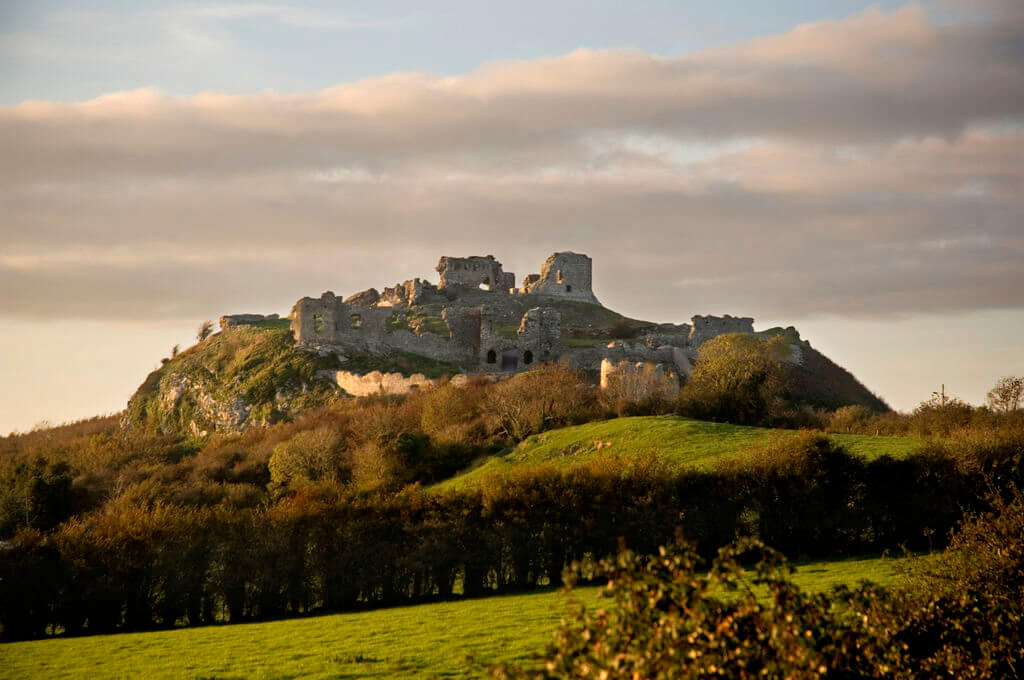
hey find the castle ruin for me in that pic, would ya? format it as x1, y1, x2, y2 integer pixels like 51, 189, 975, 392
276, 251, 761, 393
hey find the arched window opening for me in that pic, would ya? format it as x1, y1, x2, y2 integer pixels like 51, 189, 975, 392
486, 349, 497, 364
314, 314, 325, 332
523, 350, 534, 365
566, 285, 572, 293
350, 314, 361, 329
557, 269, 563, 284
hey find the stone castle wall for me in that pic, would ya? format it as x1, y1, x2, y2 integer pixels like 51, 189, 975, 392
436, 255, 515, 292
219, 313, 279, 329
285, 251, 760, 386
335, 370, 436, 397
689, 314, 754, 346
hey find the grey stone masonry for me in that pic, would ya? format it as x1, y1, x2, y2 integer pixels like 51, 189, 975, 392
281, 251, 763, 378
521, 252, 600, 304
436, 255, 516, 292
219, 313, 279, 329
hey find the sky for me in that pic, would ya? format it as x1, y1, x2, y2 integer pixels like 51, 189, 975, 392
1, 0, 1023, 433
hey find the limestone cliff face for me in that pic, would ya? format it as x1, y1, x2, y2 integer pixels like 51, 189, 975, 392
123, 323, 342, 437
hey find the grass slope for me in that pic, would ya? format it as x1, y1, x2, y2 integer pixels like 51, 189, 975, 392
439, 416, 920, 491
0, 555, 910, 680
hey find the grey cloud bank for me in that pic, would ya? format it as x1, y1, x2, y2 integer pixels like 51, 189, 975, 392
2, 2, 1022, 323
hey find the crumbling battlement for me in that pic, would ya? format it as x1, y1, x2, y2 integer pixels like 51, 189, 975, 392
437, 255, 515, 292
282, 252, 761, 383
432, 252, 599, 305
379, 278, 443, 307
689, 314, 754, 346
219, 313, 279, 330
521, 252, 599, 304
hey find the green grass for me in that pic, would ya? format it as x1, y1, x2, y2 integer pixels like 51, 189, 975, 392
563, 337, 610, 348
0, 555, 911, 679
385, 312, 411, 333
491, 321, 521, 340
340, 350, 463, 380
409, 313, 450, 338
250, 318, 293, 331
437, 416, 920, 491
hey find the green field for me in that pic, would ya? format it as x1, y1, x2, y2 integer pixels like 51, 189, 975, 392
438, 416, 921, 491
0, 554, 911, 680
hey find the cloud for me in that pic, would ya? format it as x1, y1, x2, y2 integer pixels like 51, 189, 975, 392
181, 4, 385, 31
1, 2, 1022, 323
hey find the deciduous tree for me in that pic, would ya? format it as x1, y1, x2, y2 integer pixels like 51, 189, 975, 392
986, 375, 1024, 413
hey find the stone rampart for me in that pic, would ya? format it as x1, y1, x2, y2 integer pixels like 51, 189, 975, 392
335, 370, 436, 396
219, 313, 279, 329
689, 314, 755, 347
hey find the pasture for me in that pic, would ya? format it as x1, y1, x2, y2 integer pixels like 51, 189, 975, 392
438, 415, 920, 491
0, 554, 913, 679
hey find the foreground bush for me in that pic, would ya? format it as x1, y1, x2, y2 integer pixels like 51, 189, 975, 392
493, 539, 904, 679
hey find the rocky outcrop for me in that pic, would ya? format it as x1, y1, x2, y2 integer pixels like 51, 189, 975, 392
123, 326, 342, 436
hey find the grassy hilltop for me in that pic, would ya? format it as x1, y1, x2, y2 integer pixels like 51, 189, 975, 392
438, 415, 920, 491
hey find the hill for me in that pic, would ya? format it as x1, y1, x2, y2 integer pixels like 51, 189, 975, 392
437, 415, 920, 491
123, 250, 890, 436
757, 326, 889, 411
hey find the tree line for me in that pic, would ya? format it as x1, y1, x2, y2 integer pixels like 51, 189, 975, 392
2, 431, 1021, 640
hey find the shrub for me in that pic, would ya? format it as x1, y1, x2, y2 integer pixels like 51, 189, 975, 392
827, 404, 875, 433
910, 391, 974, 436
420, 383, 482, 441
485, 363, 597, 442
268, 427, 346, 493
678, 333, 791, 426
600, 362, 676, 417
491, 538, 904, 679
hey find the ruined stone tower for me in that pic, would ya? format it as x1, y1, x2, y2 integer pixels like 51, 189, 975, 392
436, 255, 516, 292
521, 252, 599, 304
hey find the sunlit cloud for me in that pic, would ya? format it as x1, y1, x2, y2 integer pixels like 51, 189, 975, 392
1, 1, 1022, 323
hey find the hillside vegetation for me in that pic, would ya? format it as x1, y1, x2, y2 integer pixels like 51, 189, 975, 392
4, 358, 1022, 647
437, 415, 919, 491
123, 322, 343, 437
